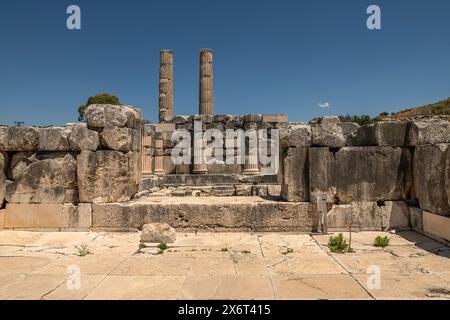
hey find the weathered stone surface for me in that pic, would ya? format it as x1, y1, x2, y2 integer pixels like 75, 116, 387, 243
281, 147, 309, 202
6, 153, 77, 204
0, 126, 6, 150
168, 115, 189, 124
262, 114, 288, 123
0, 151, 7, 172
327, 202, 386, 231
141, 223, 177, 243
413, 144, 450, 216
241, 114, 262, 122
337, 122, 359, 145
38, 127, 71, 151
280, 124, 312, 148
100, 126, 140, 151
309, 147, 336, 203
85, 104, 142, 129
154, 123, 176, 132
409, 207, 423, 233
235, 185, 252, 196
252, 185, 268, 197
6, 152, 34, 180
77, 151, 140, 203
335, 147, 412, 202
0, 171, 5, 205
62, 203, 92, 230
407, 120, 450, 146
211, 185, 235, 197
383, 201, 410, 230
68, 124, 99, 151
310, 117, 346, 148
92, 198, 315, 232
423, 211, 450, 242
0, 127, 39, 151
352, 122, 408, 146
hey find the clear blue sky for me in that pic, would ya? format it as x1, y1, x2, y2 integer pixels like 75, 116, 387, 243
1, 0, 449, 126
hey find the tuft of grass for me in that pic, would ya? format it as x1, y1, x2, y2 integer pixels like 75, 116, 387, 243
139, 242, 147, 250
75, 243, 91, 257
328, 233, 349, 254
374, 236, 390, 248
157, 242, 168, 251
281, 247, 294, 255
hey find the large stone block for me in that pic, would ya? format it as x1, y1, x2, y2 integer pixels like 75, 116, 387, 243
280, 124, 312, 148
281, 147, 309, 202
100, 126, 140, 151
413, 144, 450, 216
309, 147, 336, 203
327, 202, 385, 231
383, 201, 410, 230
0, 171, 5, 205
423, 211, 450, 242
407, 120, 450, 146
0, 127, 39, 151
337, 122, 359, 145
77, 151, 140, 203
85, 104, 142, 129
352, 121, 408, 146
38, 127, 71, 151
2, 203, 90, 229
6, 152, 34, 180
335, 147, 412, 202
69, 124, 99, 151
0, 151, 7, 172
310, 117, 346, 148
91, 200, 315, 232
6, 153, 77, 204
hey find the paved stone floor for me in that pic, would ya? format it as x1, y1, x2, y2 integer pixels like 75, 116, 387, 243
0, 230, 449, 300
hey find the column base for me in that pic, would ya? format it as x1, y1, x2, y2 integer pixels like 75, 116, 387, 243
242, 168, 260, 176
154, 169, 166, 176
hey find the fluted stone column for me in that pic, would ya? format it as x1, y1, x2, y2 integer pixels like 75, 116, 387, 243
199, 48, 214, 115
141, 125, 153, 174
192, 121, 208, 174
243, 149, 260, 175
159, 50, 174, 123
153, 138, 165, 175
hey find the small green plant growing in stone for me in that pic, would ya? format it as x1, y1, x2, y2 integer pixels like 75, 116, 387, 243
328, 233, 349, 254
374, 236, 390, 248
156, 242, 168, 254
75, 243, 91, 257
136, 242, 148, 253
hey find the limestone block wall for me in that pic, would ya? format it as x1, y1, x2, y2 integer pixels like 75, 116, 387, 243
280, 116, 450, 241
0, 104, 142, 230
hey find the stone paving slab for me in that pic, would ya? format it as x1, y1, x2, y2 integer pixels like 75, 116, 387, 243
0, 230, 449, 300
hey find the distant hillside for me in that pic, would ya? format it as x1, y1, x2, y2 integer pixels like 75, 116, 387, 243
391, 97, 450, 120
338, 97, 450, 125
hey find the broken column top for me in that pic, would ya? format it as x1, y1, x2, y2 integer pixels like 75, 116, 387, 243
200, 48, 213, 53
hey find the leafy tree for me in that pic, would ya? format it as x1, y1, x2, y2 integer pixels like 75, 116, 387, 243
78, 93, 120, 121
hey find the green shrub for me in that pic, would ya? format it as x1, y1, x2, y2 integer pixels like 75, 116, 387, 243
328, 233, 349, 253
373, 236, 390, 248
78, 93, 120, 121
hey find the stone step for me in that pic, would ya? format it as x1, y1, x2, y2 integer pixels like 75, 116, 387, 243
140, 174, 280, 190
137, 184, 282, 198
91, 197, 316, 232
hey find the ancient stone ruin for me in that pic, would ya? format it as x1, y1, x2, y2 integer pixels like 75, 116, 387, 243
0, 49, 449, 244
